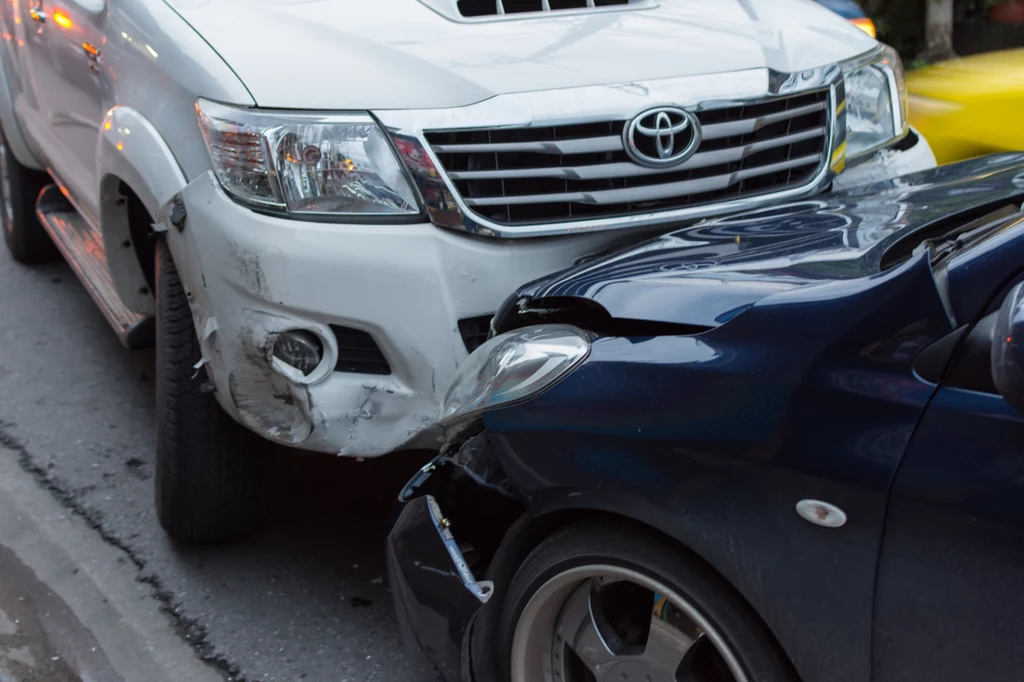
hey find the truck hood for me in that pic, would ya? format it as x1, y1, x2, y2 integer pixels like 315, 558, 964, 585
513, 154, 1024, 329
166, 0, 875, 110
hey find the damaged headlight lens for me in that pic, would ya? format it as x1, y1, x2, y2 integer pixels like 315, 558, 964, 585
196, 99, 420, 218
842, 45, 909, 161
441, 325, 591, 425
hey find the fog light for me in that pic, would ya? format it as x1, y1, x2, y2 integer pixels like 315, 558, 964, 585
272, 331, 323, 376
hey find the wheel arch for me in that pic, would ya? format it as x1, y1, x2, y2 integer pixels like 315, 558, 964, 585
97, 106, 188, 316
467, 502, 801, 682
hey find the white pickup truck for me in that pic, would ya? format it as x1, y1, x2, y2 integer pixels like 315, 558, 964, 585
0, 0, 935, 542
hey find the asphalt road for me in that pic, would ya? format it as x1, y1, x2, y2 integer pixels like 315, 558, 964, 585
0, 241, 442, 681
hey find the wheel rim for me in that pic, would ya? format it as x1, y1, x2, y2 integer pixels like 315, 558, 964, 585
510, 565, 749, 682
0, 139, 12, 238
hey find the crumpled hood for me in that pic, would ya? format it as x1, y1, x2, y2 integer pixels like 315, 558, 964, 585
515, 154, 1024, 328
167, 0, 874, 110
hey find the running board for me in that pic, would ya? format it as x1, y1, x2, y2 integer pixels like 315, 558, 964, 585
35, 185, 154, 350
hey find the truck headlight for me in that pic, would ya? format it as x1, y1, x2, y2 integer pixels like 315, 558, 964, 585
441, 325, 591, 426
196, 99, 420, 219
842, 46, 909, 161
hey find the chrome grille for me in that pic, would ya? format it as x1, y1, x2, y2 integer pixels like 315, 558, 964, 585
425, 90, 830, 226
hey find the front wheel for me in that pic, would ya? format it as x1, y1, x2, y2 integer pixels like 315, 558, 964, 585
0, 129, 56, 264
494, 524, 798, 682
154, 239, 269, 543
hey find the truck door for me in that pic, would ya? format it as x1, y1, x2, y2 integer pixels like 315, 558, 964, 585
22, 0, 107, 224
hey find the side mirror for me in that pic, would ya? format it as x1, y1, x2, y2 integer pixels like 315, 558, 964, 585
992, 282, 1024, 412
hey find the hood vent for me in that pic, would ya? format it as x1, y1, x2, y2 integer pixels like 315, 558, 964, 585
420, 0, 651, 21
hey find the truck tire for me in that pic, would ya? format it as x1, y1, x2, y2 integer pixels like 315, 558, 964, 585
0, 129, 56, 263
154, 238, 269, 543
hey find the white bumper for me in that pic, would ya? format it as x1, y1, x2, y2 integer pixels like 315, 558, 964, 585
165, 173, 633, 457
832, 129, 937, 192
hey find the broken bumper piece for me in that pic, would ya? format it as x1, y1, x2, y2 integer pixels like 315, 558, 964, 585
162, 172, 631, 457
387, 462, 491, 682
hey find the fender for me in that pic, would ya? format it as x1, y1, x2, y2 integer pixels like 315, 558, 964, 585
0, 48, 45, 170
96, 106, 188, 315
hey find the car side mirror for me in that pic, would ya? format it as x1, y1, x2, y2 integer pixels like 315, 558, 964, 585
992, 282, 1024, 412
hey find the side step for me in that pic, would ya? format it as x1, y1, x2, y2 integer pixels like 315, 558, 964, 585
35, 185, 154, 350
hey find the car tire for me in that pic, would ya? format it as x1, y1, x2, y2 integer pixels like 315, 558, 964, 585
0, 129, 57, 264
489, 522, 798, 682
154, 238, 269, 543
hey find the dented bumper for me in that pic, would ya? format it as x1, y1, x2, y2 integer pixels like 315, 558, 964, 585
387, 462, 492, 682
161, 172, 630, 456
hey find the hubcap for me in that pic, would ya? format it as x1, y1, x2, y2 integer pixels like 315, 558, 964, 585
0, 140, 13, 238
511, 565, 748, 682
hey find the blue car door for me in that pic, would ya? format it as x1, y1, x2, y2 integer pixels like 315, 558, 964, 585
873, 275, 1024, 679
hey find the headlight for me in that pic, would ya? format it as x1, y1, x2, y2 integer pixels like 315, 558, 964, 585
441, 325, 591, 426
842, 46, 909, 161
196, 99, 420, 219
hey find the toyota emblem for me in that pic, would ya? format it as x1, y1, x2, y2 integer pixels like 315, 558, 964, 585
623, 107, 702, 169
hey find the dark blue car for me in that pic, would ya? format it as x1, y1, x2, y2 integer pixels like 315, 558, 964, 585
388, 154, 1024, 682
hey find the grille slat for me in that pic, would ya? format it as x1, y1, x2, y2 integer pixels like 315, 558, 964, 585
464, 154, 823, 207
700, 101, 827, 141
433, 135, 624, 155
425, 90, 830, 226
448, 127, 826, 181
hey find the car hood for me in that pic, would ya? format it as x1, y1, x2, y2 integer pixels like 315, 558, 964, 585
515, 154, 1024, 328
166, 0, 875, 110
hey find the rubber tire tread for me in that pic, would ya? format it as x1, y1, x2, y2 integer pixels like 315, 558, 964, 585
154, 239, 268, 543
1, 127, 56, 264
495, 522, 799, 682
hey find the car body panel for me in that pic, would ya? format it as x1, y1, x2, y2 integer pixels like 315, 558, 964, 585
510, 154, 1024, 328
164, 0, 875, 110
874, 387, 1024, 681
906, 49, 1024, 165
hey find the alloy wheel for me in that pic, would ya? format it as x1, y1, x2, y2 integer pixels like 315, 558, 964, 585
511, 565, 748, 682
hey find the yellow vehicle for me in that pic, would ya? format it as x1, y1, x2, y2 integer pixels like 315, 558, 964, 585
906, 48, 1024, 165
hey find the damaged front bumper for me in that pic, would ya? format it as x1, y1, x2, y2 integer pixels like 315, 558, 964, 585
159, 172, 632, 457
387, 458, 493, 682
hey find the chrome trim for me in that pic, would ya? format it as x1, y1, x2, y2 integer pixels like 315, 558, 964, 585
464, 154, 822, 207
700, 101, 827, 140
378, 62, 846, 238
447, 128, 825, 181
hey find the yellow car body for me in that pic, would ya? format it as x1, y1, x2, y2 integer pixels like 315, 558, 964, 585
906, 48, 1024, 165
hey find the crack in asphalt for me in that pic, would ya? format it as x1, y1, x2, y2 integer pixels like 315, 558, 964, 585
0, 421, 247, 682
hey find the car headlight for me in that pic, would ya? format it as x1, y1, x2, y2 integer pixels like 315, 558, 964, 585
196, 99, 420, 219
441, 325, 591, 426
842, 46, 909, 161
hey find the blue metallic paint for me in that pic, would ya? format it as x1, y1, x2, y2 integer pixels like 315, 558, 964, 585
387, 154, 1024, 682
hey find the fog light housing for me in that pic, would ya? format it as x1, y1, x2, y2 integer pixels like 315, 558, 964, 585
272, 331, 324, 377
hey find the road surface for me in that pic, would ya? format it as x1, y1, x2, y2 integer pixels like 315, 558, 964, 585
0, 242, 442, 681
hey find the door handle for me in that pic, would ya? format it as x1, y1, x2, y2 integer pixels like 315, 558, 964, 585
28, 7, 46, 22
